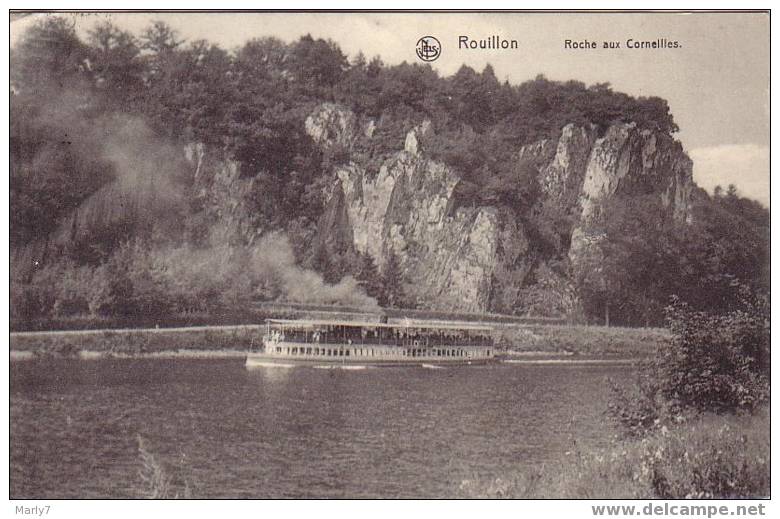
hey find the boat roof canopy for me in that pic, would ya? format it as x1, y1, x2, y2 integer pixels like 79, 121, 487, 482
265, 318, 493, 332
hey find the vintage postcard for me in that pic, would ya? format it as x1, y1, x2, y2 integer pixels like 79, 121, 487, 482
8, 9, 770, 507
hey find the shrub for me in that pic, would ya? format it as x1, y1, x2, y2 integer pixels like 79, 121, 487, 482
608, 284, 769, 436
660, 289, 769, 414
642, 410, 770, 498
607, 371, 667, 438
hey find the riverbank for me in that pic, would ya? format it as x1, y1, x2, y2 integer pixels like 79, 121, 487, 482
9, 349, 248, 361
10, 322, 666, 360
497, 324, 667, 357
459, 408, 770, 498
10, 325, 264, 359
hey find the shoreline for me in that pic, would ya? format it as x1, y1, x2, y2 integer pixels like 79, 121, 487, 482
10, 322, 664, 362
10, 349, 642, 364
10, 349, 248, 361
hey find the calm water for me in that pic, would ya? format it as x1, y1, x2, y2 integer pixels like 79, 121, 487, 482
11, 358, 630, 498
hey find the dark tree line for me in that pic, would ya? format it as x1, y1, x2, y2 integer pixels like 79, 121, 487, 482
575, 187, 769, 326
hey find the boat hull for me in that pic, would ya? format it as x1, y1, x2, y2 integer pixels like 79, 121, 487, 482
245, 353, 498, 368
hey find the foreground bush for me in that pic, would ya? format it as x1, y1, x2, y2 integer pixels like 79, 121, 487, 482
608, 285, 769, 435
458, 409, 769, 499
659, 291, 769, 414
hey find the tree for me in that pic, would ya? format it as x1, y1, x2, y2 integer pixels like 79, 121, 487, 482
289, 34, 348, 95
140, 20, 183, 53
354, 252, 385, 304
11, 16, 89, 94
573, 195, 680, 326
382, 250, 407, 308
87, 21, 144, 101
234, 37, 290, 84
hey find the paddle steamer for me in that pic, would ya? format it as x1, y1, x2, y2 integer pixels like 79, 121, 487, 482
245, 319, 497, 367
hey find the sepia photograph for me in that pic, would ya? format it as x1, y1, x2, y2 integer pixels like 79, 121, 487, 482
7, 9, 771, 504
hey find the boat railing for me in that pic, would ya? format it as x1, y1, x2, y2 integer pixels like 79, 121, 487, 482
266, 332, 492, 347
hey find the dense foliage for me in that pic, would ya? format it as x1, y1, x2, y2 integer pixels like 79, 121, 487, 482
10, 18, 769, 326
608, 282, 769, 438
10, 18, 679, 245
574, 190, 769, 326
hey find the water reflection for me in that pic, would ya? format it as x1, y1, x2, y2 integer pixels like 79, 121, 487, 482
246, 364, 294, 386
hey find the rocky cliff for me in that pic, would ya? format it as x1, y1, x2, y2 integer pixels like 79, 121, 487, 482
13, 101, 696, 317
307, 103, 695, 314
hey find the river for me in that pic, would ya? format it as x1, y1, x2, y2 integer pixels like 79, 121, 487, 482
11, 358, 630, 498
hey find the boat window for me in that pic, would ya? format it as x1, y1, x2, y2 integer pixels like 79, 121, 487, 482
345, 349, 350, 356
306, 347, 312, 354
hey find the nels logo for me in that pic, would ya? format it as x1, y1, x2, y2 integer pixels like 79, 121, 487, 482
416, 36, 441, 62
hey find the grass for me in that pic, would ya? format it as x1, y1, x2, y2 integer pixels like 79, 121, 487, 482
495, 324, 668, 358
11, 320, 666, 359
10, 325, 266, 358
458, 409, 769, 499
137, 435, 191, 499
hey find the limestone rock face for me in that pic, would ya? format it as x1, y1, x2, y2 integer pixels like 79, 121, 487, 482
308, 113, 529, 312
579, 124, 693, 222
183, 142, 260, 245
539, 124, 598, 211
333, 140, 517, 312
308, 103, 696, 314
16, 99, 697, 316
305, 102, 358, 150
570, 123, 694, 262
